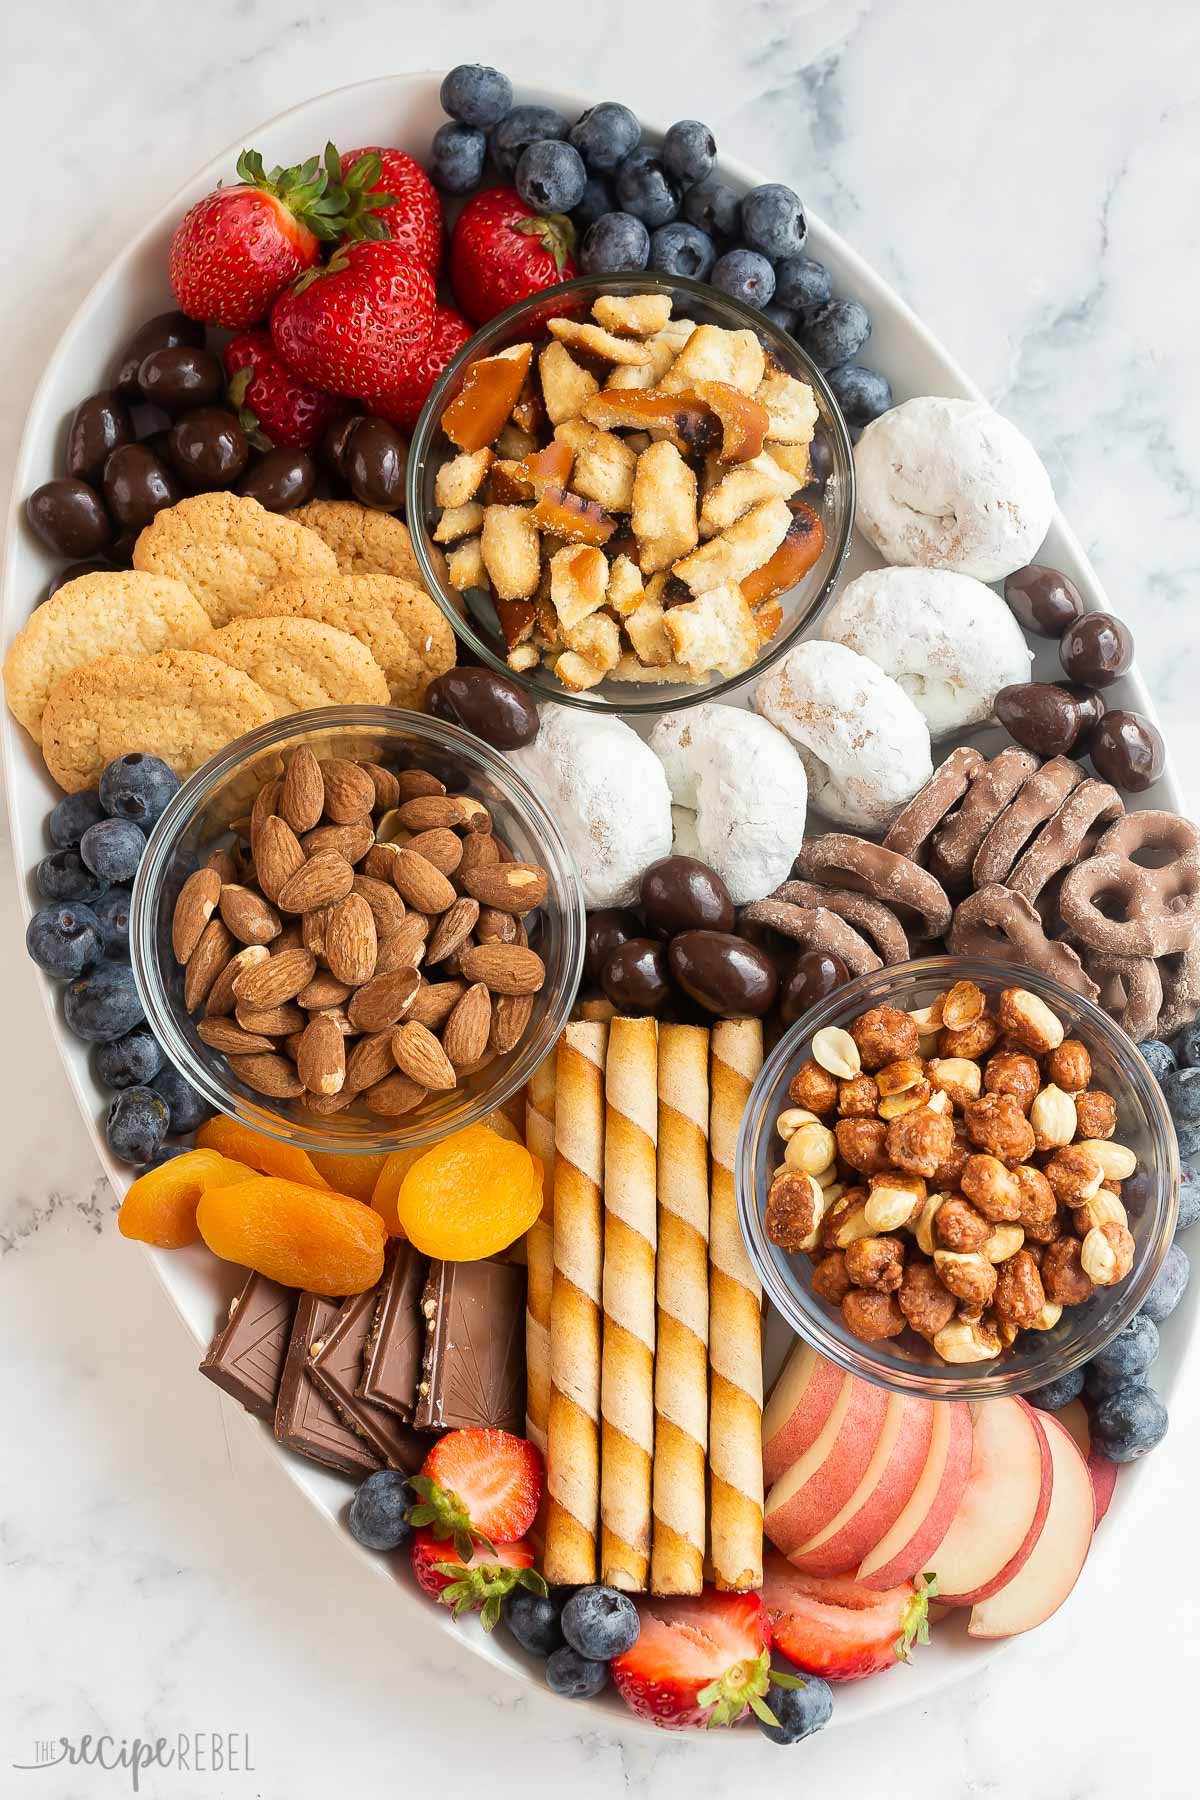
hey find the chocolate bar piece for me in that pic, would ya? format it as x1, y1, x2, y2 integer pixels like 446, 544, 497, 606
310, 1276, 425, 1474
199, 1272, 297, 1420
414, 1258, 527, 1434
359, 1242, 428, 1419
275, 1293, 381, 1478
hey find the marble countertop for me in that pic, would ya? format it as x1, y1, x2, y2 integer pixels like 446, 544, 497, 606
3, 1, 1198, 1793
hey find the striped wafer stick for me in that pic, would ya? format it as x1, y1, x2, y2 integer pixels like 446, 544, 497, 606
544, 1020, 607, 1586
651, 1023, 710, 1596
708, 1020, 765, 1591
524, 1056, 558, 1453
600, 1017, 658, 1590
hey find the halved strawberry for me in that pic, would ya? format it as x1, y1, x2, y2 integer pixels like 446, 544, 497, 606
410, 1428, 543, 1557
760, 1554, 936, 1682
610, 1588, 778, 1731
410, 1530, 543, 1632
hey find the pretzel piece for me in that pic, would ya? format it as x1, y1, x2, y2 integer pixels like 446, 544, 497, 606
882, 746, 986, 865
948, 884, 1099, 998
1058, 811, 1200, 957
794, 834, 952, 938
738, 899, 881, 976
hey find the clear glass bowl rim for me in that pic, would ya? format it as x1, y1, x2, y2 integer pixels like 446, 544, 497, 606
404, 269, 856, 715
735, 954, 1180, 1401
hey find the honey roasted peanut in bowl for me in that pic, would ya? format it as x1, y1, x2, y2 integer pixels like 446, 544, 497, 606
735, 955, 1179, 1401
130, 706, 585, 1155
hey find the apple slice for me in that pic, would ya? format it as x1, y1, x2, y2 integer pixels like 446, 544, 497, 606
763, 1341, 845, 1489
933, 1397, 1052, 1607
788, 1392, 934, 1576
857, 1401, 973, 1589
967, 1412, 1095, 1638
764, 1372, 890, 1554
1046, 1397, 1118, 1525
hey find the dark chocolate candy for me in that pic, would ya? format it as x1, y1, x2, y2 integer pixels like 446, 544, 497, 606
359, 1241, 429, 1419
415, 1257, 526, 1433
310, 1269, 425, 1473
275, 1293, 381, 1477
199, 1271, 297, 1420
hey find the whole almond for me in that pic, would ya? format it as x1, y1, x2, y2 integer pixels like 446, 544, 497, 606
250, 779, 283, 858
301, 821, 374, 863
183, 918, 235, 1012
172, 867, 222, 963
233, 945, 317, 1008
396, 795, 491, 834
426, 896, 481, 964
476, 905, 519, 945
228, 1052, 304, 1099
458, 943, 545, 995
374, 809, 411, 847
490, 990, 534, 1054
461, 862, 548, 915
494, 837, 517, 863
442, 983, 492, 1067
280, 747, 325, 833
405, 827, 464, 876
344, 1030, 396, 1093
206, 847, 239, 885
395, 769, 446, 802
391, 847, 457, 914
303, 1087, 357, 1116
302, 905, 333, 960
296, 1014, 347, 1096
205, 944, 268, 1017
455, 1048, 497, 1078
392, 1021, 457, 1091
197, 1018, 276, 1055
276, 851, 355, 915
364, 1071, 428, 1116
275, 921, 306, 950
298, 972, 353, 1010
319, 758, 376, 823
255, 815, 305, 902
236, 1000, 306, 1035
219, 883, 282, 947
352, 873, 407, 939
457, 833, 500, 882
362, 841, 402, 883
362, 763, 400, 811
408, 979, 467, 1030
374, 917, 429, 976
325, 892, 378, 987
348, 968, 422, 1034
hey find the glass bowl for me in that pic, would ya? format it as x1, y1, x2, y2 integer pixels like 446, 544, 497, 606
130, 707, 586, 1155
405, 270, 854, 714
736, 956, 1179, 1400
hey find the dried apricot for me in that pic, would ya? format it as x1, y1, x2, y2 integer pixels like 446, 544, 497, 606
195, 1115, 330, 1189
195, 1176, 386, 1294
118, 1148, 228, 1249
371, 1148, 426, 1236
395, 1123, 542, 1259
309, 1150, 389, 1205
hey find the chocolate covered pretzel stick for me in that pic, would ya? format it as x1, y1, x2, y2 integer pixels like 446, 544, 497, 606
524, 1050, 558, 1454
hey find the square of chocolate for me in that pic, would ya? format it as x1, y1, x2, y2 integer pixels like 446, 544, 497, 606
414, 1258, 527, 1434
275, 1293, 381, 1478
310, 1272, 425, 1474
359, 1242, 428, 1420
199, 1271, 297, 1421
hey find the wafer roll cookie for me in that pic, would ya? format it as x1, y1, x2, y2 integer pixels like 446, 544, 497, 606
708, 1020, 765, 1591
651, 1023, 710, 1596
544, 1021, 606, 1586
601, 1017, 658, 1590
524, 1055, 558, 1452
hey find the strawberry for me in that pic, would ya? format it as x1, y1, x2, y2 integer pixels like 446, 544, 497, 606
371, 304, 473, 432
449, 188, 578, 327
269, 240, 436, 401
169, 146, 354, 329
610, 1588, 794, 1731
410, 1428, 542, 1554
341, 147, 443, 277
760, 1554, 936, 1683
222, 329, 338, 450
410, 1530, 544, 1631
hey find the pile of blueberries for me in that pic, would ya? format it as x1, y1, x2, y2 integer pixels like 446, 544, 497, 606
1030, 1030, 1198, 1461
26, 752, 211, 1169
432, 64, 892, 430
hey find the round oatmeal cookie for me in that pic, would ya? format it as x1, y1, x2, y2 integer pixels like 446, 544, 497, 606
198, 616, 389, 717
257, 573, 455, 708
41, 648, 276, 791
131, 492, 339, 628
290, 500, 423, 584
3, 570, 210, 741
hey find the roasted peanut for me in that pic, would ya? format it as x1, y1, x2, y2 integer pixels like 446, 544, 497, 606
1044, 1145, 1104, 1204
812, 1026, 861, 1079
842, 1288, 906, 1342
845, 1234, 906, 1293
914, 1191, 947, 1256
1046, 1037, 1092, 1091
982, 1050, 1041, 1114
993, 1249, 1046, 1327
961, 1153, 1023, 1222
1078, 1138, 1137, 1181
998, 985, 1065, 1054
940, 979, 985, 1031
1080, 1221, 1135, 1285
982, 1222, 1025, 1263
933, 1309, 1002, 1363
837, 1073, 880, 1117
938, 1012, 1000, 1060
784, 1120, 837, 1176
1041, 1234, 1095, 1305
788, 1058, 839, 1114
1074, 1090, 1118, 1140
927, 1057, 982, 1108
764, 1170, 825, 1251
811, 1250, 853, 1305
933, 1248, 998, 1307
822, 1190, 874, 1250
1071, 1189, 1128, 1236
864, 1171, 927, 1231
777, 1106, 821, 1139
885, 1105, 956, 1179
878, 1081, 935, 1120
849, 1006, 919, 1072
876, 1057, 927, 1098
898, 1258, 957, 1337
934, 1194, 993, 1254
1029, 1084, 1078, 1151
963, 1093, 1036, 1166
835, 1116, 892, 1177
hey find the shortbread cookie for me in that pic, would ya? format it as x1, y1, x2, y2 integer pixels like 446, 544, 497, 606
132, 492, 338, 628
198, 616, 390, 717
41, 648, 276, 792
4, 570, 210, 742
290, 500, 423, 585
257, 573, 455, 708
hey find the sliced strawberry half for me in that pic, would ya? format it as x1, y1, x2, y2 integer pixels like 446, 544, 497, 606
610, 1588, 778, 1731
411, 1428, 543, 1556
410, 1530, 543, 1632
760, 1553, 936, 1682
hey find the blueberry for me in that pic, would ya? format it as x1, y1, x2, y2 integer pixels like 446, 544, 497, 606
755, 1662, 833, 1747
826, 363, 894, 430
573, 176, 614, 228
36, 848, 108, 904
106, 1084, 170, 1166
63, 960, 145, 1043
516, 139, 587, 215
98, 753, 180, 828
807, 431, 834, 489
741, 182, 807, 260
96, 1026, 164, 1090
1027, 1366, 1086, 1411
489, 106, 569, 179
662, 120, 716, 186
26, 902, 105, 978
80, 818, 146, 885
348, 1469, 415, 1550
1090, 1382, 1169, 1462
774, 254, 832, 315
681, 180, 741, 242
545, 1645, 609, 1699
711, 248, 776, 309
579, 211, 650, 275
152, 1064, 212, 1135
614, 147, 681, 227
429, 121, 486, 194
761, 301, 798, 331
48, 788, 105, 849
1173, 1022, 1200, 1069
568, 102, 641, 174
1136, 1037, 1177, 1081
145, 1144, 193, 1169
1176, 1163, 1200, 1232
561, 1585, 640, 1660
504, 1586, 566, 1657
439, 64, 513, 129
1140, 1240, 1190, 1323
92, 886, 132, 958
1090, 1313, 1159, 1385
649, 221, 715, 281
800, 298, 871, 370
1162, 1066, 1200, 1128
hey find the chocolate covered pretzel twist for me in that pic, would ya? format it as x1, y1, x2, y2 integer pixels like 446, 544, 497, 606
1058, 811, 1200, 957
794, 835, 952, 938
948, 885, 1099, 997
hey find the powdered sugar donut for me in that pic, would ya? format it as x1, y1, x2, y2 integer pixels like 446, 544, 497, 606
753, 640, 932, 833
649, 703, 808, 904
819, 566, 1033, 737
854, 397, 1054, 581
508, 703, 672, 908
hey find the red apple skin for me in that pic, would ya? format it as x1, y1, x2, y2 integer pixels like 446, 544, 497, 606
857, 1401, 973, 1591
765, 1375, 890, 1555
788, 1393, 934, 1577
763, 1343, 845, 1489
934, 1397, 1053, 1608
967, 1411, 1095, 1639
